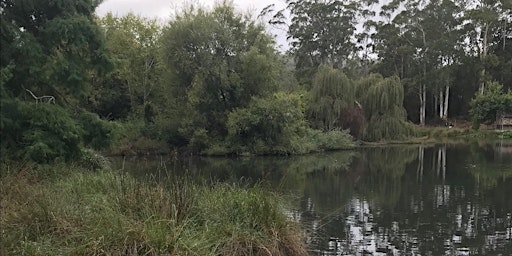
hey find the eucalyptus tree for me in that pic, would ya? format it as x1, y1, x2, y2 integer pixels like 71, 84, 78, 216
286, 0, 360, 86
486, 2, 512, 90
160, 3, 280, 142
371, 0, 466, 125
427, 0, 465, 120
462, 0, 511, 94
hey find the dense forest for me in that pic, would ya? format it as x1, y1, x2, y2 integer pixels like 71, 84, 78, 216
1, 0, 511, 163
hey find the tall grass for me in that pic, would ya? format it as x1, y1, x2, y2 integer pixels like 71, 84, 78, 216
1, 164, 307, 255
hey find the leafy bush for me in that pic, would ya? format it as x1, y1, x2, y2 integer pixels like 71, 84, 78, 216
470, 81, 512, 129
227, 92, 308, 154
1, 100, 83, 163
77, 112, 113, 150
1, 99, 115, 163
226, 92, 355, 155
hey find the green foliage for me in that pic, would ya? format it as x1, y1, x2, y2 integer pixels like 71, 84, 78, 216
227, 92, 354, 155
92, 13, 163, 119
357, 74, 414, 141
76, 112, 113, 150
286, 0, 360, 84
227, 92, 307, 154
1, 0, 111, 100
0, 99, 114, 163
107, 120, 169, 156
160, 3, 280, 140
1, 100, 83, 163
189, 129, 211, 153
1, 167, 306, 255
470, 81, 512, 129
309, 65, 355, 131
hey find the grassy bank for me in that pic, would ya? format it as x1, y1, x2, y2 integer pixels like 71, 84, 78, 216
1, 163, 306, 255
360, 127, 512, 145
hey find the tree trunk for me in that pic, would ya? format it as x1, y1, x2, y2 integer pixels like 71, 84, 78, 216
420, 83, 426, 126
419, 27, 427, 126
439, 89, 444, 119
479, 23, 489, 94
443, 85, 450, 119
434, 95, 438, 119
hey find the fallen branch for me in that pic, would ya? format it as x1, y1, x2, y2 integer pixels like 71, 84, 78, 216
25, 89, 55, 104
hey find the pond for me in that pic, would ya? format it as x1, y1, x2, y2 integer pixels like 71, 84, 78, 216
111, 142, 512, 255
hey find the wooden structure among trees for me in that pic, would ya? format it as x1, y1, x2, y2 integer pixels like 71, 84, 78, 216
496, 114, 512, 130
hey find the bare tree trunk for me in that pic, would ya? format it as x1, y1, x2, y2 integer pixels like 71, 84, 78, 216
439, 89, 444, 119
443, 85, 450, 119
434, 95, 438, 119
420, 27, 427, 126
479, 23, 489, 94
420, 83, 426, 126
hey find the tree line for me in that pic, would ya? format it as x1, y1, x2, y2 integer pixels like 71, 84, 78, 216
1, 0, 511, 163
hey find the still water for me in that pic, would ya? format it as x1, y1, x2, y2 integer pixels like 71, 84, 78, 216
112, 142, 512, 255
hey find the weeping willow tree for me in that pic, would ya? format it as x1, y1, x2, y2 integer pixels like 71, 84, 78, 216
357, 74, 414, 141
309, 65, 355, 131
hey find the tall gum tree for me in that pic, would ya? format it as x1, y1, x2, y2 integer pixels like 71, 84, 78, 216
463, 0, 510, 94
286, 0, 361, 86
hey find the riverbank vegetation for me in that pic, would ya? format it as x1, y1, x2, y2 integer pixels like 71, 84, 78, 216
1, 1, 510, 254
1, 163, 306, 255
2, 0, 511, 163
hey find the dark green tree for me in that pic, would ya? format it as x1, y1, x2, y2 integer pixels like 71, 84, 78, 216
0, 0, 112, 163
0, 0, 111, 102
286, 0, 360, 85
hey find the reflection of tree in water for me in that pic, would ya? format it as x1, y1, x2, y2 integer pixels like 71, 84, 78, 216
302, 145, 512, 256
467, 142, 512, 190
357, 146, 418, 207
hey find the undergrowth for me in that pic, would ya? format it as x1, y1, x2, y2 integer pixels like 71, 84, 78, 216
0, 163, 307, 256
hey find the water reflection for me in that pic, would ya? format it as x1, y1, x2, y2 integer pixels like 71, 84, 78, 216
110, 143, 512, 255
301, 144, 512, 256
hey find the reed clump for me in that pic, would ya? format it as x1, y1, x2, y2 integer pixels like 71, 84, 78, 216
1, 163, 307, 256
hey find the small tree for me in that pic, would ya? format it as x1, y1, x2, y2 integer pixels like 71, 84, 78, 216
309, 65, 355, 131
357, 74, 413, 141
470, 81, 512, 129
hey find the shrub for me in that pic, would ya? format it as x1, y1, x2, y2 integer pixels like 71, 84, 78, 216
1, 100, 83, 163
77, 111, 113, 150
470, 81, 512, 129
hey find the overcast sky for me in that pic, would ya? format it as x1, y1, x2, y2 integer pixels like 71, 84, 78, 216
95, 0, 290, 50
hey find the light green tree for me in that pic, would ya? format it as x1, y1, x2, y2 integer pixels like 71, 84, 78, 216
309, 65, 355, 131
357, 74, 413, 141
160, 3, 280, 142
